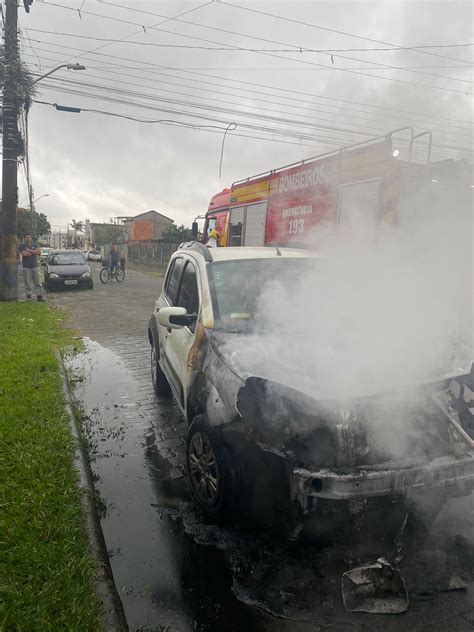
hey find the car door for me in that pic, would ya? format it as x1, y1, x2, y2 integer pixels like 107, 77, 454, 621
161, 258, 201, 413
156, 255, 185, 380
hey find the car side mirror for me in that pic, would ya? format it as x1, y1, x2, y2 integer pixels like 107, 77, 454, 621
191, 221, 198, 239
158, 306, 197, 329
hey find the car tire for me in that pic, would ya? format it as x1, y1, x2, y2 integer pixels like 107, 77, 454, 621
151, 343, 171, 397
186, 415, 237, 524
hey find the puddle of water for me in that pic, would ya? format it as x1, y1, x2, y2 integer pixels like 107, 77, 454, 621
66, 339, 271, 632
66, 339, 474, 632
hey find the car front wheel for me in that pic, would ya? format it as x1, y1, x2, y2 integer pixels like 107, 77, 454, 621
151, 343, 171, 396
186, 415, 237, 523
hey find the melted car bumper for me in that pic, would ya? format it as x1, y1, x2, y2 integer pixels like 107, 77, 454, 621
293, 454, 474, 503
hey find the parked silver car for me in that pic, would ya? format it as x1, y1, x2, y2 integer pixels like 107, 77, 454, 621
147, 242, 474, 536
85, 249, 102, 262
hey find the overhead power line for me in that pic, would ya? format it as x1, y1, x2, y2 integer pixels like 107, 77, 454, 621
33, 98, 236, 129
94, 0, 474, 85
21, 37, 474, 129
33, 67, 474, 148
22, 48, 474, 149
20, 36, 474, 71
35, 76, 474, 156
22, 47, 474, 153
40, 0, 473, 94
31, 98, 344, 150
22, 28, 474, 55
42, 0, 216, 67
31, 94, 466, 164
217, 0, 474, 65
38, 74, 380, 141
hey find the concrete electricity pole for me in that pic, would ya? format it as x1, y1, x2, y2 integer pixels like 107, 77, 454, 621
0, 0, 20, 301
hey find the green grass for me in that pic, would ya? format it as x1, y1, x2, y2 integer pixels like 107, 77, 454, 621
0, 303, 102, 631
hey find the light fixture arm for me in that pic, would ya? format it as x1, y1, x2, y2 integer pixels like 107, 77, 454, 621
28, 63, 86, 87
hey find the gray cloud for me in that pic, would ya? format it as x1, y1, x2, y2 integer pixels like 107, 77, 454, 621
14, 0, 474, 228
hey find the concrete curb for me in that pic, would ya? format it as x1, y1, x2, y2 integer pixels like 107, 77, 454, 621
57, 352, 129, 632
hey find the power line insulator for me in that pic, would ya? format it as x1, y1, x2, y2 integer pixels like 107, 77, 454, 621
23, 0, 33, 14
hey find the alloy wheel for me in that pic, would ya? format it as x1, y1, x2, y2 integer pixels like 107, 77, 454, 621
188, 431, 220, 505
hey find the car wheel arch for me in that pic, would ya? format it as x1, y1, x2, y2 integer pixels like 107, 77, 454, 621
188, 378, 231, 428
148, 327, 154, 346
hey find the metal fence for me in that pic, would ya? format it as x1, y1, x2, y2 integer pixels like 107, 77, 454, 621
126, 241, 178, 268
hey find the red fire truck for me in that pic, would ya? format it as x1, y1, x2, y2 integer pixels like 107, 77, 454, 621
195, 129, 441, 246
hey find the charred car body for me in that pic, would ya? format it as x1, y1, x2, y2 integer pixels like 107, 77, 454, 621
148, 242, 474, 535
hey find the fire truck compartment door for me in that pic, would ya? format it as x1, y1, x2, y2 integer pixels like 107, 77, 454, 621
338, 178, 381, 235
244, 201, 267, 247
229, 206, 245, 247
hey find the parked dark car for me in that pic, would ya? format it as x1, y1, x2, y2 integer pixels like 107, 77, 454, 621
44, 250, 93, 290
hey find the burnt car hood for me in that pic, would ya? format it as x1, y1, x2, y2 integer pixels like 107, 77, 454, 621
209, 331, 473, 400
47, 264, 88, 276
209, 331, 474, 469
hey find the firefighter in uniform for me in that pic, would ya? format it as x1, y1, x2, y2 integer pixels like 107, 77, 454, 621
206, 229, 220, 248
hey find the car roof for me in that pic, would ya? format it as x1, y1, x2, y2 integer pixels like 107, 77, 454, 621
49, 250, 85, 255
176, 244, 323, 262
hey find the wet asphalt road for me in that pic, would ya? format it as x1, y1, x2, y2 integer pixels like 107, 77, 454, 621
50, 263, 474, 632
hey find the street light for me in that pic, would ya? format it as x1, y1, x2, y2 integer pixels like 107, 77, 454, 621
29, 190, 50, 238
29, 63, 86, 87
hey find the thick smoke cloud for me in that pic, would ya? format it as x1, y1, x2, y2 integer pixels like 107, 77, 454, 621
226, 181, 472, 400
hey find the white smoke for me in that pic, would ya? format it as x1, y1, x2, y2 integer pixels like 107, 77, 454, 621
230, 177, 473, 400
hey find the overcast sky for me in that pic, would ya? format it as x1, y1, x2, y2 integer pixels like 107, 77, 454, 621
12, 0, 474, 230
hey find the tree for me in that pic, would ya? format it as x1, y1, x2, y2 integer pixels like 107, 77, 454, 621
93, 224, 124, 246
161, 223, 192, 243
17, 208, 51, 239
0, 45, 37, 110
70, 219, 84, 247
71, 219, 84, 234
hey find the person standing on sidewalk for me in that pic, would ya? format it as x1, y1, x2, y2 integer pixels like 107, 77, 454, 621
18, 234, 46, 301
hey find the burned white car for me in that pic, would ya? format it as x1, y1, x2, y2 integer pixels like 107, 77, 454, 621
148, 242, 474, 534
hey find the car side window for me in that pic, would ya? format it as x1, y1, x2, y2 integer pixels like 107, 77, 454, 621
164, 257, 185, 305
176, 262, 199, 331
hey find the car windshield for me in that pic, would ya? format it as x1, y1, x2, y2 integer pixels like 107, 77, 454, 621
49, 253, 85, 265
209, 257, 319, 332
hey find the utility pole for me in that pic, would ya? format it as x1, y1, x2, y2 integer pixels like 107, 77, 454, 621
29, 184, 35, 237
0, 0, 19, 301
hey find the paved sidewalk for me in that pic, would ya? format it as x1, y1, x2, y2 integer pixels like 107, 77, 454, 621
17, 263, 45, 301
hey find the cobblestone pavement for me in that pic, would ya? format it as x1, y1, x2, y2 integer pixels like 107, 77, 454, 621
49, 263, 474, 632
50, 263, 188, 478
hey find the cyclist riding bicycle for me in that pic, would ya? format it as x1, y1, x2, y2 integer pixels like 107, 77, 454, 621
109, 244, 119, 275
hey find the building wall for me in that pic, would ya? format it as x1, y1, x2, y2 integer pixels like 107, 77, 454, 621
125, 211, 174, 241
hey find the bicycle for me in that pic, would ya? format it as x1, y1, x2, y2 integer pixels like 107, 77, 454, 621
99, 264, 125, 283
